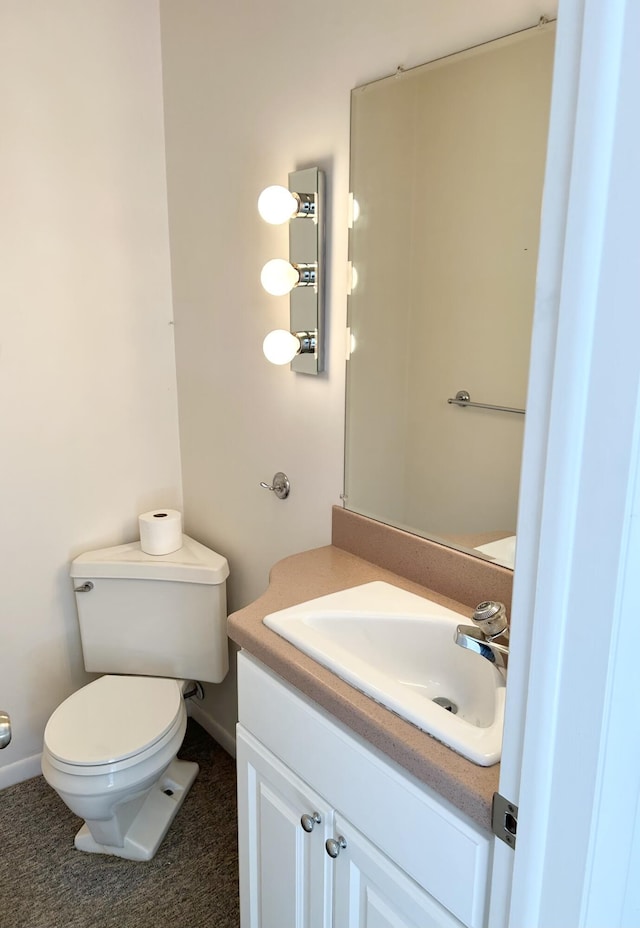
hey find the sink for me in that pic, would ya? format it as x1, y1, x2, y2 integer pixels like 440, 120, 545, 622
263, 581, 505, 766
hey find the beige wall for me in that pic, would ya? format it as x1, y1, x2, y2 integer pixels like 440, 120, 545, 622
0, 1, 181, 785
159, 0, 556, 745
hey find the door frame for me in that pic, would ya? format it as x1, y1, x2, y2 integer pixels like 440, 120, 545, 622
490, 0, 640, 924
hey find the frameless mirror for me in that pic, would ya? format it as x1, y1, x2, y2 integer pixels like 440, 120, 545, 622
344, 23, 555, 569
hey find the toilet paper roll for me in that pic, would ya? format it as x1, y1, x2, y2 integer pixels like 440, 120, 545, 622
138, 509, 183, 556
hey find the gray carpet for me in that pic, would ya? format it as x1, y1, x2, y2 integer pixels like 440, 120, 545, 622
0, 721, 240, 928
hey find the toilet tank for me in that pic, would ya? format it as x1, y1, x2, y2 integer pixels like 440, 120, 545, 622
70, 535, 230, 684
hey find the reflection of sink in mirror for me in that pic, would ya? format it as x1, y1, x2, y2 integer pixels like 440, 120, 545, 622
263, 581, 505, 766
474, 535, 517, 569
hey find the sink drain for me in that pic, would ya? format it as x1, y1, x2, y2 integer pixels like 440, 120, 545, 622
433, 696, 458, 714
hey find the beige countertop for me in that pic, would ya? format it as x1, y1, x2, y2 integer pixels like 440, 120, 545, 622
227, 544, 500, 831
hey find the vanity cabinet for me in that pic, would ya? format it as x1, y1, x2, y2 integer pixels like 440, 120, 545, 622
237, 653, 492, 928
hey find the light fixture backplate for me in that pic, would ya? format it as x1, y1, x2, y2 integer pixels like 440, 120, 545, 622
289, 167, 324, 374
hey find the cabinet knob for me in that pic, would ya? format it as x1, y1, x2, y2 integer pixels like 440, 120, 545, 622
300, 812, 321, 833
325, 836, 347, 858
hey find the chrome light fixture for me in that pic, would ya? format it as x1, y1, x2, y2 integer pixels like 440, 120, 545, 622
258, 167, 324, 374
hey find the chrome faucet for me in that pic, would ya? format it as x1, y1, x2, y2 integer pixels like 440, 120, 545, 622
455, 601, 509, 669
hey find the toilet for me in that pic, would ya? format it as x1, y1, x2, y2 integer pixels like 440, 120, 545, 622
41, 534, 229, 861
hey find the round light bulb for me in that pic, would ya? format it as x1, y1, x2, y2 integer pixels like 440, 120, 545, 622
262, 330, 301, 365
260, 258, 300, 296
257, 186, 299, 225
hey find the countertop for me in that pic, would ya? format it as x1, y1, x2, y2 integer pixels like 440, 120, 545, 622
227, 544, 500, 831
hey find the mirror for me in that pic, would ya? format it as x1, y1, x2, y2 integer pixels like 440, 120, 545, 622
344, 23, 555, 569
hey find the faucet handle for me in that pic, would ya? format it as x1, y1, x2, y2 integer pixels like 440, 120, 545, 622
472, 601, 509, 640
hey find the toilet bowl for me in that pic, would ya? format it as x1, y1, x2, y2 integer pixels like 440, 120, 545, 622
42, 675, 198, 861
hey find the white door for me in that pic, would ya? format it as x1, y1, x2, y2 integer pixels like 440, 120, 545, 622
236, 727, 333, 928
489, 0, 640, 925
331, 813, 464, 928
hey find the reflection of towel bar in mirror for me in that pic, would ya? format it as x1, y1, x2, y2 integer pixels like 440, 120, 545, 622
447, 390, 526, 415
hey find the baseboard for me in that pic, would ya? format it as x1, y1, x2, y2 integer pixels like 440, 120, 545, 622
0, 752, 42, 790
187, 701, 236, 759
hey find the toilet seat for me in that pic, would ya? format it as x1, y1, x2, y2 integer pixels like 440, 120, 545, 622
44, 675, 184, 770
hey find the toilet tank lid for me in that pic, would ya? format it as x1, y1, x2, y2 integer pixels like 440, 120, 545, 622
70, 534, 229, 584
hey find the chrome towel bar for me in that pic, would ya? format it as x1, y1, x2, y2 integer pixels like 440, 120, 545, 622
447, 390, 525, 415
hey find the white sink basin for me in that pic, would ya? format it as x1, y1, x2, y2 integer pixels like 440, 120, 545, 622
263, 581, 505, 766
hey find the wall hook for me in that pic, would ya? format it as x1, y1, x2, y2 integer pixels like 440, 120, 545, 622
259, 472, 291, 500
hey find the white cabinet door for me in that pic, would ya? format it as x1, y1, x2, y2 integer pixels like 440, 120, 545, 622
331, 814, 464, 928
237, 726, 333, 928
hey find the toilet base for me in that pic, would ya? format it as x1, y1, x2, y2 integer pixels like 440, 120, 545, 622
74, 758, 199, 861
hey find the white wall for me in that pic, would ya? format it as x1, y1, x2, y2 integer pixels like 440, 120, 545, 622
0, 1, 182, 785
159, 0, 556, 744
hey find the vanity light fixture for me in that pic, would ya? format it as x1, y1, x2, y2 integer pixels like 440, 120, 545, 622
258, 167, 325, 374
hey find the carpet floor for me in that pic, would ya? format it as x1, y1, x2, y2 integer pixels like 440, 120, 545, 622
0, 720, 240, 928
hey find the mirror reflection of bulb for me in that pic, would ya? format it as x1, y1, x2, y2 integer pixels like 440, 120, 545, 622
257, 186, 298, 225
348, 193, 361, 227
263, 330, 301, 365
260, 259, 300, 296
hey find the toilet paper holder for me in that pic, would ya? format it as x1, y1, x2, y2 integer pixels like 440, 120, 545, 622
259, 472, 291, 500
